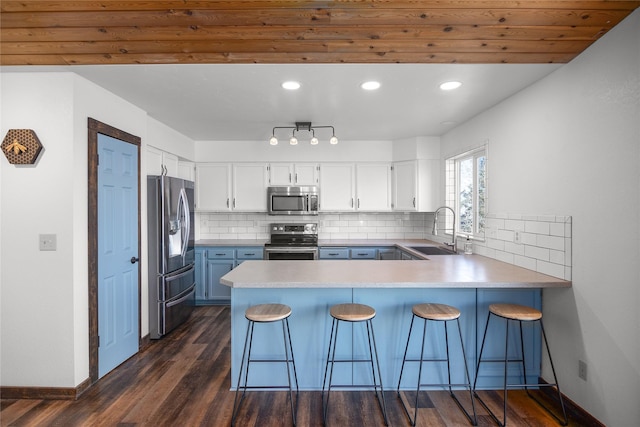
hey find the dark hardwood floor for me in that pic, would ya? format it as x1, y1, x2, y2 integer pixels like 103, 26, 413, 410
2, 306, 578, 426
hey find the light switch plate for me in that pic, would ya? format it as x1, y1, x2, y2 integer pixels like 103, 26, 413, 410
39, 234, 57, 251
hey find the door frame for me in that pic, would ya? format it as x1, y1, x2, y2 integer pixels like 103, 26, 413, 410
88, 118, 142, 383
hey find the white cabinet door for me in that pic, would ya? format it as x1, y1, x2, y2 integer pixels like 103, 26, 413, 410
393, 160, 418, 211
269, 163, 293, 185
319, 163, 356, 211
177, 161, 195, 181
162, 152, 179, 177
146, 146, 164, 176
195, 163, 232, 211
356, 163, 392, 211
146, 146, 179, 177
232, 163, 268, 211
269, 163, 318, 185
393, 159, 440, 212
293, 163, 319, 185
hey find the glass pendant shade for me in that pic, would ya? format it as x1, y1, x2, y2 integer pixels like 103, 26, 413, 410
269, 136, 278, 145
289, 136, 298, 145
310, 136, 319, 145
329, 135, 339, 145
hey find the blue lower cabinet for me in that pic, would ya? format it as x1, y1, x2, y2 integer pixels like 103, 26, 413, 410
196, 246, 263, 305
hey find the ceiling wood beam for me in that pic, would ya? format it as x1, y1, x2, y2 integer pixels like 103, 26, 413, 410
2, 1, 638, 65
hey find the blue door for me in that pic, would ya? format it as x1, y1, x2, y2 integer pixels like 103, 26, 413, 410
97, 133, 139, 378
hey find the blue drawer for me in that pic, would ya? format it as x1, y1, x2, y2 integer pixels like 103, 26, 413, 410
205, 248, 235, 259
350, 248, 377, 259
236, 247, 264, 260
319, 247, 350, 259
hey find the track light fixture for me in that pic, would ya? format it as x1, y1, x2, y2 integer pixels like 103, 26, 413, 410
269, 122, 338, 146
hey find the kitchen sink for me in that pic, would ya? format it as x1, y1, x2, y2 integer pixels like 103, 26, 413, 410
408, 246, 457, 256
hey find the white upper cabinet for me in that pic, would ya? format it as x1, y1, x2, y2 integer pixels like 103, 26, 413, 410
177, 161, 195, 181
269, 163, 319, 186
319, 163, 356, 211
319, 163, 391, 212
356, 163, 392, 211
232, 163, 269, 211
195, 163, 268, 212
147, 146, 179, 177
195, 163, 232, 211
392, 159, 439, 212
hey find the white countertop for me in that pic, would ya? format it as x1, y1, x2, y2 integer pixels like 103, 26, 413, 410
220, 256, 571, 289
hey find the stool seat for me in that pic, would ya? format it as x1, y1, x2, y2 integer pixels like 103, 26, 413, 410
245, 303, 291, 322
489, 303, 542, 321
330, 303, 375, 322
412, 303, 460, 321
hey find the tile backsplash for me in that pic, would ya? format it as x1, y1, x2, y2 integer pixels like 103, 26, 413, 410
471, 213, 572, 281
196, 211, 572, 281
197, 212, 431, 240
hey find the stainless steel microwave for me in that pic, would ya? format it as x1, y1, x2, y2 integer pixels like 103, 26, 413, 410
267, 186, 319, 215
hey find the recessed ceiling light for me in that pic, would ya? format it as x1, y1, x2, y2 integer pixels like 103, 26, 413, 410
360, 81, 381, 90
439, 81, 462, 91
282, 81, 301, 90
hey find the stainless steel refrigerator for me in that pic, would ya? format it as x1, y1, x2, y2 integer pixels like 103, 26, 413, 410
147, 175, 196, 339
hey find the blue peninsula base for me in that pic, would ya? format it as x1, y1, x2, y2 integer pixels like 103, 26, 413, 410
230, 287, 542, 391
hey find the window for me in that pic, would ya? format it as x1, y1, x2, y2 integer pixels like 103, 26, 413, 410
445, 146, 487, 239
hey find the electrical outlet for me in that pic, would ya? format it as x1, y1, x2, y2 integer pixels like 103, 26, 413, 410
39, 234, 57, 251
514, 231, 521, 243
578, 360, 587, 381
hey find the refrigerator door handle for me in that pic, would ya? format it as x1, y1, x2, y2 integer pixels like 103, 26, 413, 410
178, 187, 190, 260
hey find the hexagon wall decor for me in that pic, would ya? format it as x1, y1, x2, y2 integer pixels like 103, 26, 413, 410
2, 129, 43, 164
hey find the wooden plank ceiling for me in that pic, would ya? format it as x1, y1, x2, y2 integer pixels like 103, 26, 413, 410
2, 1, 639, 66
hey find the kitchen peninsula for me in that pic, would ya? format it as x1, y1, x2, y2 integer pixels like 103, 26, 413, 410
221, 255, 570, 391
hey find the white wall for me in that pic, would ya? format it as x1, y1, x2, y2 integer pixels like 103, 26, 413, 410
0, 72, 149, 387
147, 116, 195, 161
441, 9, 640, 426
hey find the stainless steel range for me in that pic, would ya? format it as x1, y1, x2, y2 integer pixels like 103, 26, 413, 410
264, 223, 318, 260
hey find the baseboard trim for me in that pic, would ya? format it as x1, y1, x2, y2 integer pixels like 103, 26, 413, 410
538, 377, 605, 427
1, 377, 92, 401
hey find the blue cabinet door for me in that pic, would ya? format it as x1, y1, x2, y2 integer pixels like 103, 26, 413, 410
207, 259, 234, 303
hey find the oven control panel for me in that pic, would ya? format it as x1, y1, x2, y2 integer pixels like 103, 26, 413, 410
271, 223, 317, 235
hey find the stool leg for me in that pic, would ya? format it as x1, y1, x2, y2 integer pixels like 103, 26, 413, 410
455, 318, 478, 426
473, 311, 491, 391
366, 319, 389, 426
397, 314, 416, 394
474, 312, 507, 426
231, 319, 254, 426
282, 318, 299, 426
397, 314, 418, 425
322, 318, 339, 425
503, 318, 510, 426
522, 320, 569, 426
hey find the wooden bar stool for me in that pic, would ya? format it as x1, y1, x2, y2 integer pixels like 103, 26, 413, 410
231, 303, 299, 426
473, 303, 568, 426
396, 303, 477, 426
322, 303, 388, 426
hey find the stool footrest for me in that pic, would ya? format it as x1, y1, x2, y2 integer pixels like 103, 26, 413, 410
417, 383, 474, 388
404, 357, 450, 363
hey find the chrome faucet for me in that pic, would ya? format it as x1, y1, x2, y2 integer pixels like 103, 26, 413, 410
432, 206, 456, 252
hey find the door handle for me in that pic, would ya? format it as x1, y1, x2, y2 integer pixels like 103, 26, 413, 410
130, 257, 139, 264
